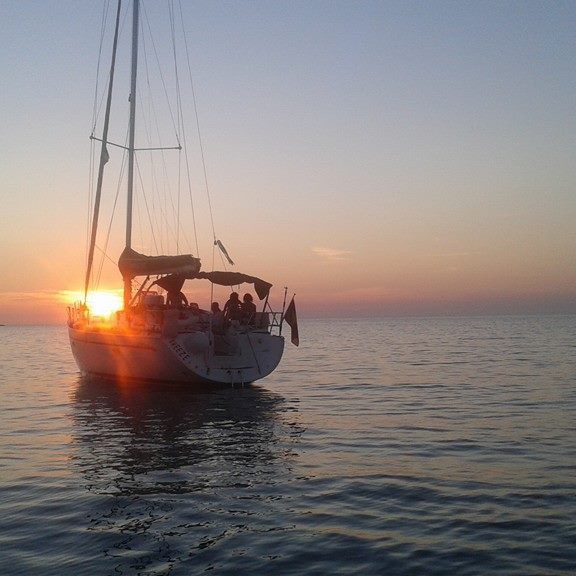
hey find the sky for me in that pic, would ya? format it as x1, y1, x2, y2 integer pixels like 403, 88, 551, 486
1, 0, 575, 324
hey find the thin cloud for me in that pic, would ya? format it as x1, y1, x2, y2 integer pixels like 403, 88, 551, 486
312, 246, 352, 262
0, 291, 60, 303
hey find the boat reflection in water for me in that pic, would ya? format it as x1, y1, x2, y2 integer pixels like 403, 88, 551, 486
70, 376, 303, 573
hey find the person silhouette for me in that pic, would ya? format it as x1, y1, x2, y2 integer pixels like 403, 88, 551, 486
211, 301, 225, 333
241, 293, 256, 325
223, 292, 241, 323
166, 290, 188, 308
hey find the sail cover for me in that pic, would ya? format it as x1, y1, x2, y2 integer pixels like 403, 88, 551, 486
152, 271, 272, 300
118, 248, 201, 278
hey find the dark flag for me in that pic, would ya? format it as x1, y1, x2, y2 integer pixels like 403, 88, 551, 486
215, 239, 235, 266
284, 296, 299, 346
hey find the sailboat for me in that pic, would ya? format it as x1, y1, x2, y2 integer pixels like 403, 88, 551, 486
67, 0, 297, 385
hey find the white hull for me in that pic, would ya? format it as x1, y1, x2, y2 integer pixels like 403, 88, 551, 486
69, 325, 284, 386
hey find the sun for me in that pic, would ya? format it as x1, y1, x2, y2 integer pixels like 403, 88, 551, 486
61, 290, 123, 318
86, 291, 123, 317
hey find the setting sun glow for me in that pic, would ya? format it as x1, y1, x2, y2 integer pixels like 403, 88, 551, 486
87, 292, 123, 317
1, 2, 576, 326
62, 290, 123, 318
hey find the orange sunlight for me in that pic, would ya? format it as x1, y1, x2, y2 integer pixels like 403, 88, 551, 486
61, 290, 123, 319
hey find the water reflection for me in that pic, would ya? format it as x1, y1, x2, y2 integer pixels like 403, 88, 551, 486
71, 376, 301, 495
70, 377, 303, 574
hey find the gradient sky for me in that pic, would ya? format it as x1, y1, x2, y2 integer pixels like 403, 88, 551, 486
1, 0, 575, 324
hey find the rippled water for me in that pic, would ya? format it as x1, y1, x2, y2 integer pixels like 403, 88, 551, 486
1, 316, 575, 575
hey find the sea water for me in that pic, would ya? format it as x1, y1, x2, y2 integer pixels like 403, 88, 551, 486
0, 316, 574, 575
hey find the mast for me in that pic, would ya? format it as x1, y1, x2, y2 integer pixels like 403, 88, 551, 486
124, 0, 140, 309
84, 0, 122, 303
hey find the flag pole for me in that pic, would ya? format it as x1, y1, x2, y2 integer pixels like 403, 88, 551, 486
260, 293, 269, 328
283, 293, 299, 346
279, 286, 288, 335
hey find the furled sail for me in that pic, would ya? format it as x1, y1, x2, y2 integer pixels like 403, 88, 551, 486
118, 247, 201, 278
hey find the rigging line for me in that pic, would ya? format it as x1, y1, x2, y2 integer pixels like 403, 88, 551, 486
169, 0, 183, 254
84, 0, 122, 302
170, 5, 200, 257
95, 146, 128, 287
92, 1, 131, 136
177, 104, 200, 257
143, 116, 178, 255
210, 243, 215, 300
134, 153, 159, 254
133, 175, 148, 256
140, 11, 191, 257
145, 144, 175, 255
86, 1, 111, 274
141, 3, 181, 144
177, 140, 182, 254
90, 0, 110, 134
219, 251, 229, 271
178, 0, 217, 243
86, 136, 95, 269
150, 125, 183, 255
140, 23, 174, 255
135, 199, 144, 255
139, 25, 164, 252
176, 150, 195, 257
132, 160, 146, 255
168, 2, 187, 255
141, 1, 196, 257
94, 244, 119, 267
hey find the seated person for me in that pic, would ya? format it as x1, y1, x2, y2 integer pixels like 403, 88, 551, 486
210, 301, 225, 333
166, 290, 188, 309
223, 292, 242, 323
241, 293, 257, 325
